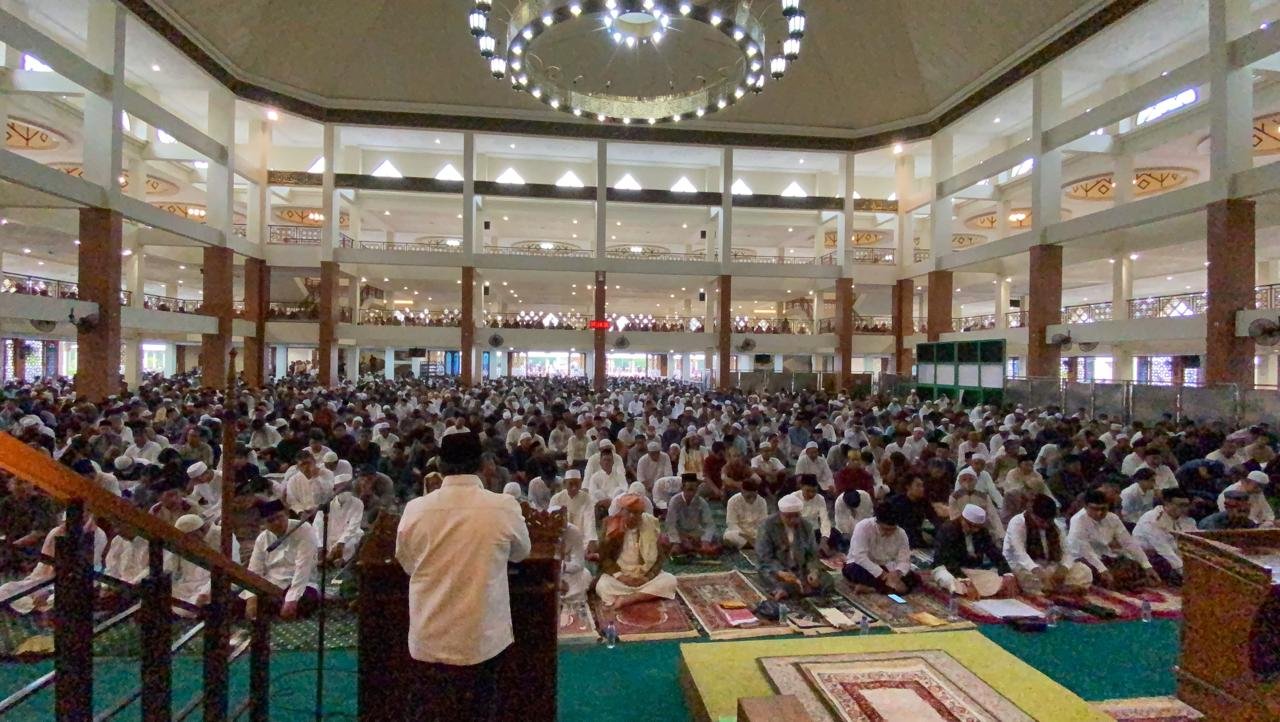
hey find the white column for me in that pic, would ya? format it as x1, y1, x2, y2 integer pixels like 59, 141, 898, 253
1112, 256, 1133, 320
596, 140, 608, 260
320, 124, 338, 262
123, 340, 140, 390
206, 86, 235, 241
995, 197, 1011, 240
1208, 0, 1254, 198
81, 1, 123, 190
1258, 353, 1279, 386
996, 278, 1012, 329
463, 131, 477, 260
247, 119, 271, 247
274, 346, 288, 378
1031, 67, 1063, 241
930, 131, 954, 260
720, 147, 734, 268
895, 154, 915, 265
383, 347, 395, 380
1113, 152, 1136, 205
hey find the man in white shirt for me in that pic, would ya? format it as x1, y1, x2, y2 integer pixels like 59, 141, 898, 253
841, 503, 921, 595
793, 441, 834, 492
1217, 470, 1275, 526
243, 499, 319, 620
832, 488, 873, 551
1119, 469, 1159, 525
901, 428, 928, 463
283, 452, 335, 516
749, 442, 787, 493
1131, 447, 1178, 490
548, 470, 597, 553
395, 432, 531, 721
955, 455, 1002, 509
1067, 489, 1161, 590
587, 447, 628, 508
1205, 438, 1249, 471
635, 442, 673, 490
186, 461, 223, 521
313, 474, 365, 567
723, 480, 769, 549
1002, 494, 1091, 596
787, 476, 832, 553
1132, 489, 1196, 585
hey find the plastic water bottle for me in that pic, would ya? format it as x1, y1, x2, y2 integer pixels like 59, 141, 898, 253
1044, 605, 1060, 628
604, 621, 619, 648
1140, 600, 1152, 623
947, 592, 959, 620
778, 603, 789, 625
859, 615, 871, 635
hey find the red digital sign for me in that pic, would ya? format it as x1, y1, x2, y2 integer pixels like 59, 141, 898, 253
587, 320, 610, 330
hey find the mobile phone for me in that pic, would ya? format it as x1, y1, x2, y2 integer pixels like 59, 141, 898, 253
887, 594, 907, 604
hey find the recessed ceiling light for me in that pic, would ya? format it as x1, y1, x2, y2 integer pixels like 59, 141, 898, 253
150, 63, 161, 72
36, 261, 43, 266
572, 219, 578, 224
611, 235, 617, 240
1129, 253, 1139, 260
955, 288, 961, 293
993, 117, 1001, 124
616, 220, 622, 226
383, 277, 389, 282
892, 143, 903, 155
22, 247, 31, 254
681, 223, 688, 229
503, 215, 509, 221
1166, 276, 1173, 281
456, 213, 463, 219
502, 281, 508, 286
509, 143, 516, 149
266, 109, 280, 121
434, 138, 441, 144
179, 265, 186, 270
787, 227, 793, 232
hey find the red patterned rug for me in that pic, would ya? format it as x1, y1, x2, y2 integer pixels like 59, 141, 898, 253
589, 596, 700, 642
558, 598, 598, 644
1092, 696, 1203, 721
760, 650, 1034, 721
675, 570, 794, 640
832, 578, 976, 634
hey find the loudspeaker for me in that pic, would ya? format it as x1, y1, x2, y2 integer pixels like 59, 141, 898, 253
699, 230, 707, 239
483, 220, 491, 230
1010, 299, 1022, 309
698, 291, 706, 302
484, 285, 490, 296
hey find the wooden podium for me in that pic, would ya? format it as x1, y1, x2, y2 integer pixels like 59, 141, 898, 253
1175, 529, 1280, 721
356, 505, 564, 721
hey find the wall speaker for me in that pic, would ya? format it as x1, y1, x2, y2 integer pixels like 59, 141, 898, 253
698, 291, 706, 302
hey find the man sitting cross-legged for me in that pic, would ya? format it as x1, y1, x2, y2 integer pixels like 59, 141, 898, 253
842, 502, 921, 595
593, 493, 677, 608
723, 479, 769, 550
242, 498, 320, 620
1067, 487, 1161, 591
755, 493, 833, 600
1002, 493, 1092, 596
663, 475, 720, 557
931, 504, 1019, 600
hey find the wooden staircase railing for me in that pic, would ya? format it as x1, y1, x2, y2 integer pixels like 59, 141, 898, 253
0, 432, 284, 721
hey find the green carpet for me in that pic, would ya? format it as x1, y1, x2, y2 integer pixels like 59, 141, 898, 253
0, 619, 1179, 720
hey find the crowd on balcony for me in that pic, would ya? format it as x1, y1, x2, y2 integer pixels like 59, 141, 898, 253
363, 311, 461, 327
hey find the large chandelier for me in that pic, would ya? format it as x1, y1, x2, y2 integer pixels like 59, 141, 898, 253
467, 0, 806, 124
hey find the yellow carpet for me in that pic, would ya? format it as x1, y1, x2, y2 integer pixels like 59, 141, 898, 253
680, 630, 1110, 721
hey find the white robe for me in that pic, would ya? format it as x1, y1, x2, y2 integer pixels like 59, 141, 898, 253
167, 526, 239, 616
0, 526, 108, 614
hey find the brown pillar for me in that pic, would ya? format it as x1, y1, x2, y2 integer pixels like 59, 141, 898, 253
891, 279, 914, 375
12, 340, 27, 382
1066, 356, 1079, 384
197, 246, 234, 387
593, 271, 607, 391
717, 274, 732, 390
658, 354, 669, 378
925, 270, 953, 342
1171, 355, 1186, 388
1205, 199, 1255, 388
1026, 244, 1064, 379
316, 260, 340, 387
460, 267, 477, 386
76, 208, 122, 402
242, 257, 270, 387
175, 344, 187, 374
833, 277, 854, 391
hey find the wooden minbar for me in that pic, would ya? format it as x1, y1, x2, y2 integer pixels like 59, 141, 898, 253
356, 506, 564, 721
1175, 529, 1280, 721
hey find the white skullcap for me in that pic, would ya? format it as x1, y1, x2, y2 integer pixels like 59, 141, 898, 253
647, 442, 660, 452
174, 514, 204, 533
970, 453, 988, 462
778, 494, 804, 513
804, 441, 819, 450
18, 415, 41, 428
912, 427, 924, 433
958, 469, 976, 479
503, 482, 522, 497
1116, 433, 1129, 440
598, 440, 613, 450
1247, 470, 1271, 486
759, 441, 772, 450
503, 411, 512, 419
564, 470, 582, 480
961, 504, 987, 525
519, 432, 533, 442
1110, 423, 1123, 431
186, 462, 208, 479
271, 418, 289, 428
334, 473, 352, 485
114, 457, 134, 471
321, 451, 338, 464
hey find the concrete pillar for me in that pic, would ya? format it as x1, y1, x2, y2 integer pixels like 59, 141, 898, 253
593, 271, 607, 391
995, 198, 1011, 240
892, 279, 914, 375
343, 346, 360, 380
199, 246, 235, 388
1208, 0, 1254, 199
76, 209, 122, 401
316, 260, 340, 386
720, 148, 734, 268
1111, 256, 1133, 321
243, 257, 270, 387
1027, 245, 1064, 378
930, 131, 953, 260
320, 125, 338, 263
596, 140, 608, 260
463, 132, 477, 261
382, 347, 395, 380
176, 344, 188, 374
895, 154, 915, 266
1031, 68, 1063, 242
833, 278, 854, 391
1205, 199, 1255, 387
461, 266, 477, 386
996, 278, 1012, 329
925, 270, 953, 342
717, 274, 732, 390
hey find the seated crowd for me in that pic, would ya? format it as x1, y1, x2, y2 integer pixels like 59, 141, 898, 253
1, 374, 1276, 622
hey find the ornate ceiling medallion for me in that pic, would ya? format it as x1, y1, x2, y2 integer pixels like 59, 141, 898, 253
48, 163, 179, 195
6, 118, 66, 150
1063, 168, 1197, 201
275, 206, 350, 228
468, 0, 805, 124
951, 233, 986, 249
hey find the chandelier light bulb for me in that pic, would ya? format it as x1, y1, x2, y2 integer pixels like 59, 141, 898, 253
550, 98, 560, 108
522, 27, 534, 39
613, 30, 623, 43
605, 0, 617, 8
625, 35, 636, 48
750, 59, 762, 72
695, 107, 706, 117
490, 57, 506, 78
651, 31, 663, 43
783, 37, 800, 59
648, 118, 657, 124
770, 55, 786, 78
679, 3, 692, 15
478, 34, 496, 57
622, 117, 632, 124
746, 44, 758, 57
517, 73, 529, 85
597, 113, 608, 121
734, 86, 746, 98
604, 15, 614, 27
710, 12, 722, 25
530, 87, 542, 98
781, 0, 800, 17
541, 13, 554, 26
510, 58, 522, 71
733, 28, 745, 41
671, 113, 682, 122
512, 43, 523, 55
474, 0, 492, 10
572, 107, 582, 116
570, 3, 582, 15
468, 9, 487, 35
788, 12, 806, 37
643, 0, 655, 9
660, 14, 671, 27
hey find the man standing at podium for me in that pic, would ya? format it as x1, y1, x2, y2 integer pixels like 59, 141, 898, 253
395, 432, 531, 721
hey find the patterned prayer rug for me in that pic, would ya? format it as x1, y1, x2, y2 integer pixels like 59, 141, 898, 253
589, 596, 700, 642
558, 598, 599, 645
1092, 696, 1204, 721
675, 570, 794, 640
760, 650, 1035, 721
783, 595, 887, 636
832, 578, 975, 634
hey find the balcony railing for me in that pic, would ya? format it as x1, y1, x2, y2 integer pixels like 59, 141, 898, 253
2, 271, 80, 300
1060, 302, 1113, 324
267, 302, 318, 321
266, 225, 354, 246
486, 244, 591, 258
361, 308, 461, 327
1128, 291, 1207, 319
486, 311, 588, 330
953, 314, 996, 332
1256, 282, 1280, 310
817, 316, 895, 334
1007, 310, 1026, 328
143, 294, 203, 314
356, 238, 463, 253
727, 316, 810, 334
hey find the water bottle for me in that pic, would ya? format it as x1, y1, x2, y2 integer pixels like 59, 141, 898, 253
778, 603, 789, 626
947, 592, 959, 620
1140, 600, 1152, 623
604, 621, 619, 648
859, 614, 871, 635
1044, 605, 1059, 628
